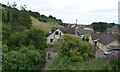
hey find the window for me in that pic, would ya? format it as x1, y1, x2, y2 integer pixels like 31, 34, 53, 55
60, 33, 61, 36
58, 39, 59, 41
94, 41, 97, 46
50, 39, 53, 42
55, 31, 59, 35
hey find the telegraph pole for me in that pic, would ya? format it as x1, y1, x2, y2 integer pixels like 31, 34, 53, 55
76, 19, 77, 25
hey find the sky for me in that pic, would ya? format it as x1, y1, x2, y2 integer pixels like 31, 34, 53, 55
1, 0, 120, 24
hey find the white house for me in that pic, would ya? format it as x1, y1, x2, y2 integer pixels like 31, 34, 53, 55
47, 27, 76, 43
47, 29, 64, 43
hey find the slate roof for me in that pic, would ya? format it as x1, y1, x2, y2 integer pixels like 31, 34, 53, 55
98, 32, 118, 45
106, 28, 120, 34
51, 27, 76, 34
91, 33, 100, 40
91, 29, 120, 45
78, 27, 93, 35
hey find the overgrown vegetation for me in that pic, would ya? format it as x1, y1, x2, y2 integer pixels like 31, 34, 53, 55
49, 55, 119, 70
28, 10, 66, 26
49, 34, 94, 69
1, 2, 119, 71
31, 16, 60, 33
49, 34, 119, 70
2, 3, 47, 70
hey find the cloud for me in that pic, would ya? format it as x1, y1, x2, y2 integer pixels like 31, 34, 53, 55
1, 0, 119, 24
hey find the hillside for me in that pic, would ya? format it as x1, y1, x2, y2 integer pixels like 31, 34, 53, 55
2, 3, 48, 70
31, 16, 61, 33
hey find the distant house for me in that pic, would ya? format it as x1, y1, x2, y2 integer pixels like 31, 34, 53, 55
47, 27, 76, 43
106, 28, 120, 34
89, 28, 120, 52
77, 27, 94, 41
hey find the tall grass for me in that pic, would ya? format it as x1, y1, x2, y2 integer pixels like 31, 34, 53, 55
31, 16, 60, 33
49, 55, 119, 70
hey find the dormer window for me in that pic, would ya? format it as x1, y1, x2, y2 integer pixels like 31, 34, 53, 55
55, 31, 59, 35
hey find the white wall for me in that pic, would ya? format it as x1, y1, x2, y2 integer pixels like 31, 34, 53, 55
108, 40, 120, 46
47, 29, 64, 43
97, 42, 110, 52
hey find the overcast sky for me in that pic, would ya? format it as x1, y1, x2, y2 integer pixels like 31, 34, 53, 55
1, 0, 120, 24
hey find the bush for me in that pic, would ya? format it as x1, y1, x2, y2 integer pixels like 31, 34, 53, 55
54, 34, 92, 62
3, 47, 46, 70
3, 51, 27, 70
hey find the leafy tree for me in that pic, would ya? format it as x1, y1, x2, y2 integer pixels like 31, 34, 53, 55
3, 48, 46, 70
7, 32, 26, 49
28, 10, 40, 19
19, 48, 45, 70
20, 5, 27, 11
108, 23, 115, 28
25, 28, 47, 50
91, 22, 108, 32
54, 34, 92, 62
2, 5, 31, 32
3, 51, 27, 70
2, 44, 9, 53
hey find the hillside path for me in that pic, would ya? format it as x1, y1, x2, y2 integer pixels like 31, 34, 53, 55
44, 47, 58, 70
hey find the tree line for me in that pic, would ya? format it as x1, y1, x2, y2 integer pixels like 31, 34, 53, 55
91, 22, 118, 33
28, 10, 64, 26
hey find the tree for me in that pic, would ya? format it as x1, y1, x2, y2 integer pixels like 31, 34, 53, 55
28, 10, 40, 19
20, 5, 27, 11
25, 28, 47, 50
19, 48, 46, 70
108, 23, 115, 28
3, 48, 46, 70
54, 34, 92, 62
3, 51, 27, 70
11, 1, 17, 8
92, 22, 108, 32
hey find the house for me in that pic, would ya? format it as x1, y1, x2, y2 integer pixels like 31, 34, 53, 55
77, 27, 94, 41
47, 27, 76, 43
106, 27, 120, 34
97, 32, 120, 52
89, 28, 120, 52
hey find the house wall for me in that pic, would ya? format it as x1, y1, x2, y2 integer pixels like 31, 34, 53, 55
97, 42, 109, 52
47, 29, 64, 43
89, 35, 94, 45
108, 40, 120, 46
96, 40, 120, 52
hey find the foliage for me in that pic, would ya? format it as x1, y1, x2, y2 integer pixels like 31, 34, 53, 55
27, 10, 65, 26
3, 51, 27, 70
53, 34, 92, 62
5, 28, 47, 50
3, 48, 45, 70
49, 55, 119, 70
49, 34, 120, 70
25, 28, 47, 50
2, 3, 47, 70
49, 56, 71, 70
2, 6, 31, 32
91, 22, 117, 33
91, 22, 108, 33
31, 16, 60, 33
28, 10, 40, 19
2, 44, 8, 53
